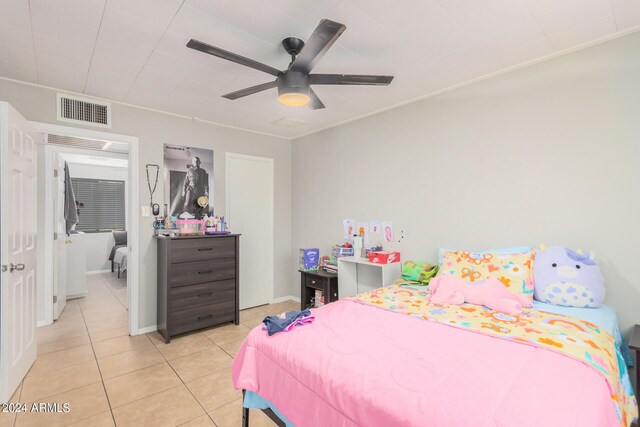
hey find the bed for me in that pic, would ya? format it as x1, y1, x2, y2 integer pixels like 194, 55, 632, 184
113, 246, 127, 278
232, 285, 638, 427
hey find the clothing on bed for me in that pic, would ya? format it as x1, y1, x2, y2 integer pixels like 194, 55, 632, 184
262, 309, 314, 336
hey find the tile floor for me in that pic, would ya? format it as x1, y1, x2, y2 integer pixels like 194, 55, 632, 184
1, 273, 299, 427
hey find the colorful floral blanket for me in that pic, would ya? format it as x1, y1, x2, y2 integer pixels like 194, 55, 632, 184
348, 285, 638, 427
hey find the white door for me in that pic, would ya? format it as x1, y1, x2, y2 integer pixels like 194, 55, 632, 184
0, 102, 37, 402
226, 153, 274, 309
52, 152, 67, 319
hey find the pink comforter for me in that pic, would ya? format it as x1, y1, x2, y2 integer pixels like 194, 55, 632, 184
232, 300, 622, 427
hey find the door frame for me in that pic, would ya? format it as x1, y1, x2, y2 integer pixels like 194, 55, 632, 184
30, 121, 141, 335
225, 152, 275, 305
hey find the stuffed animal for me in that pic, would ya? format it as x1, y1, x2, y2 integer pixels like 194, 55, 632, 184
533, 245, 605, 308
429, 275, 530, 315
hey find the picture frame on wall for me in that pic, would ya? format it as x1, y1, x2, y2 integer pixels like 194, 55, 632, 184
163, 144, 214, 219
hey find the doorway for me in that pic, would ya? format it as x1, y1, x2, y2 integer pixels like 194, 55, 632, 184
31, 122, 140, 335
46, 146, 130, 330
226, 153, 274, 309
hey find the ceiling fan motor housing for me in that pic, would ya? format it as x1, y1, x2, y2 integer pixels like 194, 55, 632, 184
278, 71, 310, 101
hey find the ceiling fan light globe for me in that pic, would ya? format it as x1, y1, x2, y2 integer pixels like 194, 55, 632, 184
278, 92, 310, 107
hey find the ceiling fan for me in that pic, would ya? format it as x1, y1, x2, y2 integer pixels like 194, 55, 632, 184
186, 19, 394, 109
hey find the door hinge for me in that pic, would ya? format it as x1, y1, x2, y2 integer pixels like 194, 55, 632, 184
53, 295, 58, 303
53, 169, 58, 178
53, 232, 58, 240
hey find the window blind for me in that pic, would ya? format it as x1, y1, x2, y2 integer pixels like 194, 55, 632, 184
71, 178, 125, 232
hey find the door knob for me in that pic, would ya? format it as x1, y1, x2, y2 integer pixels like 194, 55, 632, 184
9, 263, 25, 272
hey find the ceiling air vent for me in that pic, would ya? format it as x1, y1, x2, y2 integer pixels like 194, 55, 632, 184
56, 93, 111, 128
47, 134, 109, 150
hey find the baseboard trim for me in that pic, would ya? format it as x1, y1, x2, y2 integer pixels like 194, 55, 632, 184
86, 269, 112, 275
132, 324, 157, 335
271, 295, 301, 304
37, 320, 51, 328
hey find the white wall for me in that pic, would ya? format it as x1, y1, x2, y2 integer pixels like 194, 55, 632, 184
292, 32, 640, 334
66, 162, 128, 273
0, 79, 292, 330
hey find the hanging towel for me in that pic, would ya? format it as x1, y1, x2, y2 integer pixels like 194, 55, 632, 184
63, 162, 78, 235
262, 309, 314, 336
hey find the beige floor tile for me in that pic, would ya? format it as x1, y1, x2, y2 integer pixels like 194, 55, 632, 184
67, 411, 114, 426
219, 339, 245, 357
239, 307, 268, 324
112, 385, 205, 427
202, 323, 251, 346
0, 382, 22, 427
153, 333, 216, 361
89, 326, 129, 343
37, 323, 87, 345
104, 363, 182, 408
37, 335, 91, 355
240, 316, 264, 329
169, 347, 233, 383
15, 382, 109, 427
82, 309, 127, 324
86, 317, 128, 334
29, 344, 95, 375
186, 366, 241, 412
97, 347, 165, 379
21, 360, 101, 402
264, 300, 300, 315
209, 399, 276, 427
92, 334, 152, 359
178, 415, 216, 426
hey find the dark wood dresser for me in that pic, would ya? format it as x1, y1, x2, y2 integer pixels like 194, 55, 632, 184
156, 234, 240, 343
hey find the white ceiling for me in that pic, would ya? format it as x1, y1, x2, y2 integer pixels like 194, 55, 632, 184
1, 0, 639, 138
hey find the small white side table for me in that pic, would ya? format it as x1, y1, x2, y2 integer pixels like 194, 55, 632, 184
337, 256, 401, 298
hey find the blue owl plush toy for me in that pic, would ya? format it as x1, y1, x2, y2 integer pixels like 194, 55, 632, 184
533, 245, 605, 308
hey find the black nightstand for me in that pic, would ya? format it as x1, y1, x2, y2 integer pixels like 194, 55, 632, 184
299, 270, 338, 310
629, 325, 640, 395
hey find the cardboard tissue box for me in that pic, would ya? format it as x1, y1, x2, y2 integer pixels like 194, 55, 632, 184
299, 248, 320, 271
368, 251, 401, 264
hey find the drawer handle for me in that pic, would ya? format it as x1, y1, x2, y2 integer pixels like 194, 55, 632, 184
198, 248, 213, 251
311, 280, 316, 284
198, 271, 213, 275
198, 292, 213, 298
198, 314, 213, 321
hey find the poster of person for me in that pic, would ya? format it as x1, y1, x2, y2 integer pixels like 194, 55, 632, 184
164, 144, 214, 219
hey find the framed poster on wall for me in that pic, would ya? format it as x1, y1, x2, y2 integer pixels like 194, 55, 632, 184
163, 144, 214, 219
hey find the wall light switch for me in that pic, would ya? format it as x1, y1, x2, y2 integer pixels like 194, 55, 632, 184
141, 205, 150, 217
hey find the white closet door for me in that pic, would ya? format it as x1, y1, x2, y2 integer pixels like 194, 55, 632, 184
226, 153, 274, 309
0, 102, 37, 402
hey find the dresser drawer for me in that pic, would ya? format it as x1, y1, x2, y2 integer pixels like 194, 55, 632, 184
169, 280, 235, 313
170, 258, 236, 287
170, 301, 235, 336
304, 275, 325, 290
171, 237, 235, 264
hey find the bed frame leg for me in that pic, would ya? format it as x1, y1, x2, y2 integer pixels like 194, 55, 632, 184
111, 260, 114, 272
118, 264, 121, 279
242, 390, 250, 427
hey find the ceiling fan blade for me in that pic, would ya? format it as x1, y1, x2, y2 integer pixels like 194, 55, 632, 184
308, 88, 325, 110
291, 19, 346, 74
187, 39, 281, 77
310, 74, 394, 85
222, 80, 278, 100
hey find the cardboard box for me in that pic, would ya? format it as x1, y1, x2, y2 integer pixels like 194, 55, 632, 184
299, 248, 320, 271
368, 251, 401, 264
